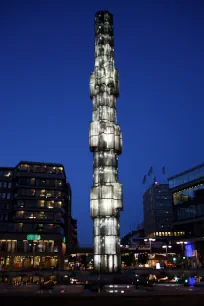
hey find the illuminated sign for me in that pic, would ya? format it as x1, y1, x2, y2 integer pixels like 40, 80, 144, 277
63, 237, 66, 243
27, 234, 41, 241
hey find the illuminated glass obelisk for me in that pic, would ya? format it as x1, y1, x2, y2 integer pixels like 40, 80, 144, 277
89, 11, 123, 273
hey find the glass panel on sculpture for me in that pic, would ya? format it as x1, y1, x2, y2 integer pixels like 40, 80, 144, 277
91, 187, 98, 200
113, 183, 122, 200
103, 168, 116, 183
91, 122, 100, 136
90, 200, 99, 217
108, 255, 113, 272
101, 185, 112, 198
101, 106, 109, 120
93, 111, 98, 121
104, 218, 118, 235
106, 152, 117, 166
100, 199, 113, 216
94, 218, 100, 235
109, 108, 116, 122
114, 255, 118, 271
105, 236, 116, 254
94, 236, 101, 254
93, 168, 99, 184
91, 136, 99, 148
94, 255, 100, 270
114, 199, 122, 210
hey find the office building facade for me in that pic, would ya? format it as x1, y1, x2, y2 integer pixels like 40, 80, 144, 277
0, 161, 77, 271
143, 183, 173, 237
168, 163, 204, 238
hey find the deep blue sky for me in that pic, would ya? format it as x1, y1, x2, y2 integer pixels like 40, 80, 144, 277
0, 0, 203, 245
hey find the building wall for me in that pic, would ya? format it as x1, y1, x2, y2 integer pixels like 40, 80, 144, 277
168, 163, 204, 237
0, 161, 77, 271
143, 183, 173, 237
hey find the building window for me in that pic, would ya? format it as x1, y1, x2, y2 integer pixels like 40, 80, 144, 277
47, 201, 54, 209
19, 164, 29, 172
26, 189, 35, 196
6, 193, 10, 199
19, 178, 28, 185
8, 182, 12, 188
30, 178, 35, 186
17, 201, 24, 208
18, 189, 25, 196
47, 167, 56, 174
3, 182, 7, 188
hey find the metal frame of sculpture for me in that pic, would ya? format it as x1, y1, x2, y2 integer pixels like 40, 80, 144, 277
89, 11, 123, 273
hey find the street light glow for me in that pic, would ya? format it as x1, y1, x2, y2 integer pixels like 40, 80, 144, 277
176, 241, 188, 245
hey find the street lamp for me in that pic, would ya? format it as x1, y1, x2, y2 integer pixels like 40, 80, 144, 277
144, 238, 156, 255
176, 241, 188, 255
162, 245, 172, 256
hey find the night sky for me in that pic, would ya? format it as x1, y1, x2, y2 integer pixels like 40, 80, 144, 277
0, 0, 203, 245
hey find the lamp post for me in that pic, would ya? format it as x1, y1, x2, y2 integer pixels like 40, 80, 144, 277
162, 245, 172, 257
176, 241, 188, 255
144, 238, 155, 267
144, 238, 155, 255
29, 242, 36, 283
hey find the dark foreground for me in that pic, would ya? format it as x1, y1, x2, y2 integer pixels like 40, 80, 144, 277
1, 294, 204, 306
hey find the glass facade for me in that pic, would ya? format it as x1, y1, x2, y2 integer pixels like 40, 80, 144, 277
169, 164, 204, 235
172, 183, 204, 221
173, 183, 204, 205
169, 164, 204, 189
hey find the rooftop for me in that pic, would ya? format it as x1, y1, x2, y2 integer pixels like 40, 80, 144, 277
168, 163, 204, 180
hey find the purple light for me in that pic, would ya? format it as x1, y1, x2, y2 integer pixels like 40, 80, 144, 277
189, 277, 195, 286
185, 243, 194, 257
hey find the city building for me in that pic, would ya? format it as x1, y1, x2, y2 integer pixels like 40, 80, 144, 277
143, 183, 174, 238
89, 11, 123, 272
168, 163, 204, 251
121, 230, 145, 250
0, 161, 77, 272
